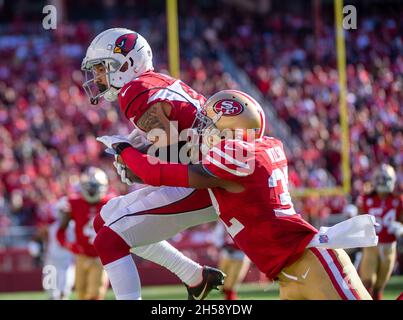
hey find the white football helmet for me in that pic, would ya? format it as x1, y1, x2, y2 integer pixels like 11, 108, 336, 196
80, 167, 109, 203
372, 164, 396, 194
82, 28, 153, 104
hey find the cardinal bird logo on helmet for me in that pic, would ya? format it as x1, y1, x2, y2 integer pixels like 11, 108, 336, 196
114, 33, 138, 56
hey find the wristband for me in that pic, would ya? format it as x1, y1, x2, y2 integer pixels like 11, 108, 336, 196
114, 142, 132, 155
120, 147, 189, 187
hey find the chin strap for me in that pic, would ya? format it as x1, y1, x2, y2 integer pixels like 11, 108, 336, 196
212, 111, 223, 124
104, 86, 121, 102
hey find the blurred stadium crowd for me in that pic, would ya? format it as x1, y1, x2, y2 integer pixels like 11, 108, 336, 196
0, 1, 401, 248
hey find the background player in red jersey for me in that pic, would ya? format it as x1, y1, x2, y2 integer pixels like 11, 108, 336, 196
213, 222, 250, 300
82, 28, 224, 300
357, 164, 403, 300
111, 89, 378, 300
56, 167, 111, 300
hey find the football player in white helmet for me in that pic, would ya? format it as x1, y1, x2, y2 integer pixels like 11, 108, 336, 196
82, 28, 153, 105
83, 28, 225, 300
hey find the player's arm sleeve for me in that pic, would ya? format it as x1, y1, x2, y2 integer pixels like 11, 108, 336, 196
120, 81, 174, 141
356, 195, 367, 215
56, 216, 71, 248
398, 196, 403, 223
202, 140, 254, 180
118, 144, 227, 188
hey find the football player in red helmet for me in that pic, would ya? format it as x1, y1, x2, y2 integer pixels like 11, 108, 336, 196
357, 164, 403, 300
110, 89, 378, 300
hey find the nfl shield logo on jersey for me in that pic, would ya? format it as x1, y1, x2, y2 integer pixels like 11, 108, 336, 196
319, 235, 329, 244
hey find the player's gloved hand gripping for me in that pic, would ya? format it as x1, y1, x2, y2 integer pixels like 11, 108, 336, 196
96, 134, 132, 155
109, 141, 235, 190
97, 130, 151, 186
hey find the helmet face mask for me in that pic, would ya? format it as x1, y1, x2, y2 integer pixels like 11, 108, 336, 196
80, 167, 109, 203
193, 109, 222, 135
82, 58, 123, 104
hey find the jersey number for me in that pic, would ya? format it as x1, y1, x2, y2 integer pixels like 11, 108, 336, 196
83, 217, 96, 244
210, 165, 295, 239
268, 166, 296, 216
368, 208, 396, 234
208, 189, 245, 238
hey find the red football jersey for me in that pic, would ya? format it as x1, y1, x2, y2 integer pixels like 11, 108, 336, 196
357, 193, 402, 243
118, 71, 206, 132
68, 195, 112, 257
203, 137, 318, 280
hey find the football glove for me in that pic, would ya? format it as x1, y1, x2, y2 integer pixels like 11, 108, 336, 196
127, 128, 151, 149
389, 221, 403, 238
113, 155, 135, 186
96, 135, 132, 151
97, 129, 151, 153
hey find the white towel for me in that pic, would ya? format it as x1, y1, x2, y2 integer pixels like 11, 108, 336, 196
307, 214, 379, 249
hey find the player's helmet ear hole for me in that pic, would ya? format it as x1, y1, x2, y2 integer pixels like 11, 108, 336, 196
129, 57, 134, 67
120, 62, 129, 72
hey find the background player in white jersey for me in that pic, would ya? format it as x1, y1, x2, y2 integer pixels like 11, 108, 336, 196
82, 28, 224, 300
43, 216, 75, 300
29, 200, 75, 300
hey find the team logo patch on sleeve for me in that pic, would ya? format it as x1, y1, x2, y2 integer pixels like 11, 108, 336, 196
213, 99, 244, 116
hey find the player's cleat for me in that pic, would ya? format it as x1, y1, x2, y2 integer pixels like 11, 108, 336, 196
185, 266, 226, 300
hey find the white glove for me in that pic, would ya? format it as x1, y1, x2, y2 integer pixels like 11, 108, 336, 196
97, 131, 148, 185
389, 221, 403, 238
127, 128, 151, 149
96, 135, 132, 150
27, 241, 41, 258
113, 156, 135, 186
54, 196, 71, 212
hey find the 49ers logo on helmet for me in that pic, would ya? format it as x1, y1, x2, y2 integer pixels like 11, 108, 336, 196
213, 100, 244, 116
114, 33, 138, 56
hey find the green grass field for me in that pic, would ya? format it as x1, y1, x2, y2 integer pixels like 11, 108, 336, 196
0, 276, 402, 300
